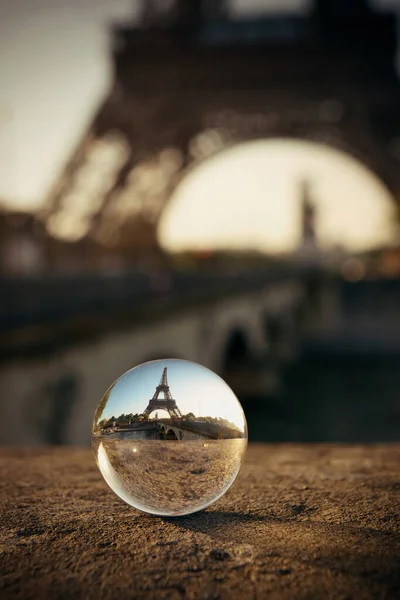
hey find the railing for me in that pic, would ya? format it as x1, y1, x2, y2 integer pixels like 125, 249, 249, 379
0, 265, 315, 332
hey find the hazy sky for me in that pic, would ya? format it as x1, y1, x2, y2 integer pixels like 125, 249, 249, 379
0, 0, 138, 207
98, 359, 246, 430
159, 139, 398, 253
0, 0, 398, 209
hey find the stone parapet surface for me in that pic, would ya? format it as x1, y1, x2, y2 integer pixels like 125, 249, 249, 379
1, 444, 399, 599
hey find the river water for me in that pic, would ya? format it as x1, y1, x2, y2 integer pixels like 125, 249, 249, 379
243, 354, 400, 442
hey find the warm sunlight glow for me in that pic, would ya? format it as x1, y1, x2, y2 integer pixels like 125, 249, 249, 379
45, 131, 130, 241
149, 409, 170, 420
158, 139, 397, 255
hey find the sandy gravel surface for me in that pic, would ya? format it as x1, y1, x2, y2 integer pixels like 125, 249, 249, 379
93, 438, 247, 515
0, 444, 400, 599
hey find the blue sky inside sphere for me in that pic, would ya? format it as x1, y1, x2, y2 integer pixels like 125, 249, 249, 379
96, 359, 246, 431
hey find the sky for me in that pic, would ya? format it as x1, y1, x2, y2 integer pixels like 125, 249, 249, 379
0, 0, 398, 210
98, 359, 246, 431
159, 139, 398, 254
0, 0, 139, 208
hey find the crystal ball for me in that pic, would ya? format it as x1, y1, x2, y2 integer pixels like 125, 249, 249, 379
92, 359, 247, 516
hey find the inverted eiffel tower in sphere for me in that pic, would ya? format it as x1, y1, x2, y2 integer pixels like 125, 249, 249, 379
143, 368, 183, 419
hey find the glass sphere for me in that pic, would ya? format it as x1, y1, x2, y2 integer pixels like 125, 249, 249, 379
92, 359, 247, 516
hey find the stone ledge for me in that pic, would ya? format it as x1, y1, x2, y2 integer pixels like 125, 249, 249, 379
1, 444, 399, 599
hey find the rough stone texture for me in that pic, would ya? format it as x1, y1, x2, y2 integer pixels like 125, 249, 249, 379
0, 444, 399, 599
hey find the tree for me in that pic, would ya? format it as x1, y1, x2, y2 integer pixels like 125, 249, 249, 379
93, 382, 117, 426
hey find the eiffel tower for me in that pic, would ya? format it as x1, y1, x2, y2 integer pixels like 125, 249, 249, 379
43, 0, 400, 252
143, 367, 183, 419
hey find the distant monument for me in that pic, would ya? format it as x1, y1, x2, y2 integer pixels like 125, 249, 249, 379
301, 180, 318, 248
143, 367, 183, 419
295, 179, 321, 264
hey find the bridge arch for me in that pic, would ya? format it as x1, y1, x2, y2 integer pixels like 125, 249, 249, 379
222, 329, 251, 372
158, 425, 179, 440
200, 300, 268, 374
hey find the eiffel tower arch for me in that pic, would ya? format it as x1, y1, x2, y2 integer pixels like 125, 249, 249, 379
44, 0, 400, 247
143, 367, 183, 419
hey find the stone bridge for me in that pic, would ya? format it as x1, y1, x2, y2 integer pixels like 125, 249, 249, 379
0, 266, 318, 446
157, 422, 213, 441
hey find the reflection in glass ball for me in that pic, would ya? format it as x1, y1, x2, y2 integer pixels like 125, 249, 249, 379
92, 359, 248, 516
